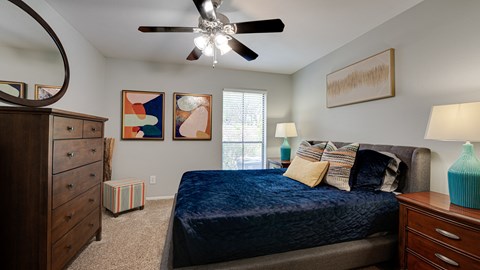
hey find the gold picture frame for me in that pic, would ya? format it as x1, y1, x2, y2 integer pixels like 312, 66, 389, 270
121, 90, 165, 140
0, 80, 26, 98
35, 84, 61, 100
173, 92, 212, 140
326, 48, 395, 108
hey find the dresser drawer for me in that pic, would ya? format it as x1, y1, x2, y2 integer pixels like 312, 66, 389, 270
408, 209, 480, 258
83, 120, 103, 138
51, 185, 100, 243
52, 162, 103, 209
53, 138, 103, 174
407, 232, 480, 270
53, 117, 83, 139
52, 208, 100, 270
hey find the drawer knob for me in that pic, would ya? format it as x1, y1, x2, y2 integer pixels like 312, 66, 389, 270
91, 127, 97, 132
67, 183, 75, 189
90, 173, 96, 177
67, 152, 75, 158
89, 198, 95, 203
435, 253, 459, 267
67, 126, 74, 132
435, 228, 460, 240
66, 213, 74, 220
66, 244, 73, 250
91, 148, 97, 153
89, 223, 95, 227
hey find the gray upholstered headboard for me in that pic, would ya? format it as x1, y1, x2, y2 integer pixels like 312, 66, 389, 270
309, 141, 431, 193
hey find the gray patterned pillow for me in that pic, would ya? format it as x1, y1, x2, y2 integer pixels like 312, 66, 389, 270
321, 141, 359, 191
296, 141, 328, 161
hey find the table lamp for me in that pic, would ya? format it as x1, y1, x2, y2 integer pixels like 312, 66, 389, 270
275, 122, 298, 161
425, 102, 480, 209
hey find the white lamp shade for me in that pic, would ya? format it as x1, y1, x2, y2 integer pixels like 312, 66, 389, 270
194, 35, 209, 50
275, 123, 298, 138
425, 102, 480, 142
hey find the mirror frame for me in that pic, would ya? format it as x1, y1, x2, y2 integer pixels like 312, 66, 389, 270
0, 0, 70, 107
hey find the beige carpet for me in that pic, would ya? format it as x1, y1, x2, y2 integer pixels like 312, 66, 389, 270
67, 199, 174, 270
66, 199, 394, 270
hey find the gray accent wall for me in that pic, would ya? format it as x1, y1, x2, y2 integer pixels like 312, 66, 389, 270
103, 59, 292, 197
292, 0, 480, 194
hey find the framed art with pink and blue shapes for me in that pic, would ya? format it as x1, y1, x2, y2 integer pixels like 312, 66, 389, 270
173, 92, 212, 140
122, 90, 165, 140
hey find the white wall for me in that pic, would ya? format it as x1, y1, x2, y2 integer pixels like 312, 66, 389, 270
292, 0, 480, 194
103, 58, 292, 197
1, 0, 107, 115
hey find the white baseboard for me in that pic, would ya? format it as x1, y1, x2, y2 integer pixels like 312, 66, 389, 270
146, 195, 175, 200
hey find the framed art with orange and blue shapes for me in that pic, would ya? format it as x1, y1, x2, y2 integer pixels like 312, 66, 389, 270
122, 90, 165, 140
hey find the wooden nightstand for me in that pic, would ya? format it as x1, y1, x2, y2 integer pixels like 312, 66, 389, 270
397, 192, 480, 270
267, 158, 291, 169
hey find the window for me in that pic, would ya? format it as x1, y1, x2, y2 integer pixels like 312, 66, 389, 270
222, 89, 266, 170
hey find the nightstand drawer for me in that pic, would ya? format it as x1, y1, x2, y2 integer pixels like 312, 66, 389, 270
408, 209, 480, 258
408, 232, 480, 270
407, 253, 436, 270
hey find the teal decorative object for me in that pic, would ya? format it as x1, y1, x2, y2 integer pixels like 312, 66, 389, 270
448, 142, 480, 209
280, 137, 291, 161
425, 102, 480, 209
275, 123, 297, 162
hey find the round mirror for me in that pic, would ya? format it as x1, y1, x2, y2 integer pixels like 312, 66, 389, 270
0, 0, 69, 107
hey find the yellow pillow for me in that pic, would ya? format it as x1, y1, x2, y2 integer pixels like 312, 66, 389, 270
283, 156, 329, 187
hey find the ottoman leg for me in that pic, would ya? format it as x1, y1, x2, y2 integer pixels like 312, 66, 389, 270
139, 206, 144, 210
113, 212, 119, 218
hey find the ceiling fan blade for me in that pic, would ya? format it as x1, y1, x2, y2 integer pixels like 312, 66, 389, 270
187, 47, 203, 61
138, 26, 196, 33
230, 19, 285, 34
193, 0, 217, 21
228, 37, 258, 61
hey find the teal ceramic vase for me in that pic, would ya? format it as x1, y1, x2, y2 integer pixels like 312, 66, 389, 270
280, 137, 291, 161
447, 142, 480, 209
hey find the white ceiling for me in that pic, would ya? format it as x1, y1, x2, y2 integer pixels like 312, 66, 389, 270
45, 0, 423, 74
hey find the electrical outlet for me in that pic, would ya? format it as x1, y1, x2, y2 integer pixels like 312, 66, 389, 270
149, 175, 156, 184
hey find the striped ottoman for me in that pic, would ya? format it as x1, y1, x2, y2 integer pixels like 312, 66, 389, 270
103, 179, 145, 217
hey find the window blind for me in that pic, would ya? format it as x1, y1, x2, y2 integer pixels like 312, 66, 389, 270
222, 90, 266, 170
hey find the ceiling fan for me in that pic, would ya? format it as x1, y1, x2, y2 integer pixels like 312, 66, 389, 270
138, 0, 285, 66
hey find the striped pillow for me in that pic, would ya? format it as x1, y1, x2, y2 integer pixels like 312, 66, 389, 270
296, 141, 328, 161
321, 141, 359, 191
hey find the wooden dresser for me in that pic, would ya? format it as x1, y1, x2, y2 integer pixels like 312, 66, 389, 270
398, 192, 480, 270
0, 107, 108, 270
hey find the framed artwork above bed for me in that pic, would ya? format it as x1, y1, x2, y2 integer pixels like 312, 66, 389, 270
121, 90, 165, 140
173, 92, 212, 140
326, 48, 395, 108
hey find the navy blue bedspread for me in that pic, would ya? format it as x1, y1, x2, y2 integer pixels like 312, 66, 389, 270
173, 169, 399, 267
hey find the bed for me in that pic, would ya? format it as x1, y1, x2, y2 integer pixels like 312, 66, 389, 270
161, 141, 431, 270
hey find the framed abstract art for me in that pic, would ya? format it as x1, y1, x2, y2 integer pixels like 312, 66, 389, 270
122, 90, 165, 140
35, 84, 61, 100
326, 48, 395, 108
0, 81, 26, 98
173, 92, 212, 140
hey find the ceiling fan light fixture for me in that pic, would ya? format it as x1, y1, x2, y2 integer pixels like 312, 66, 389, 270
218, 43, 232, 55
214, 33, 228, 47
203, 42, 214, 57
194, 35, 209, 50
